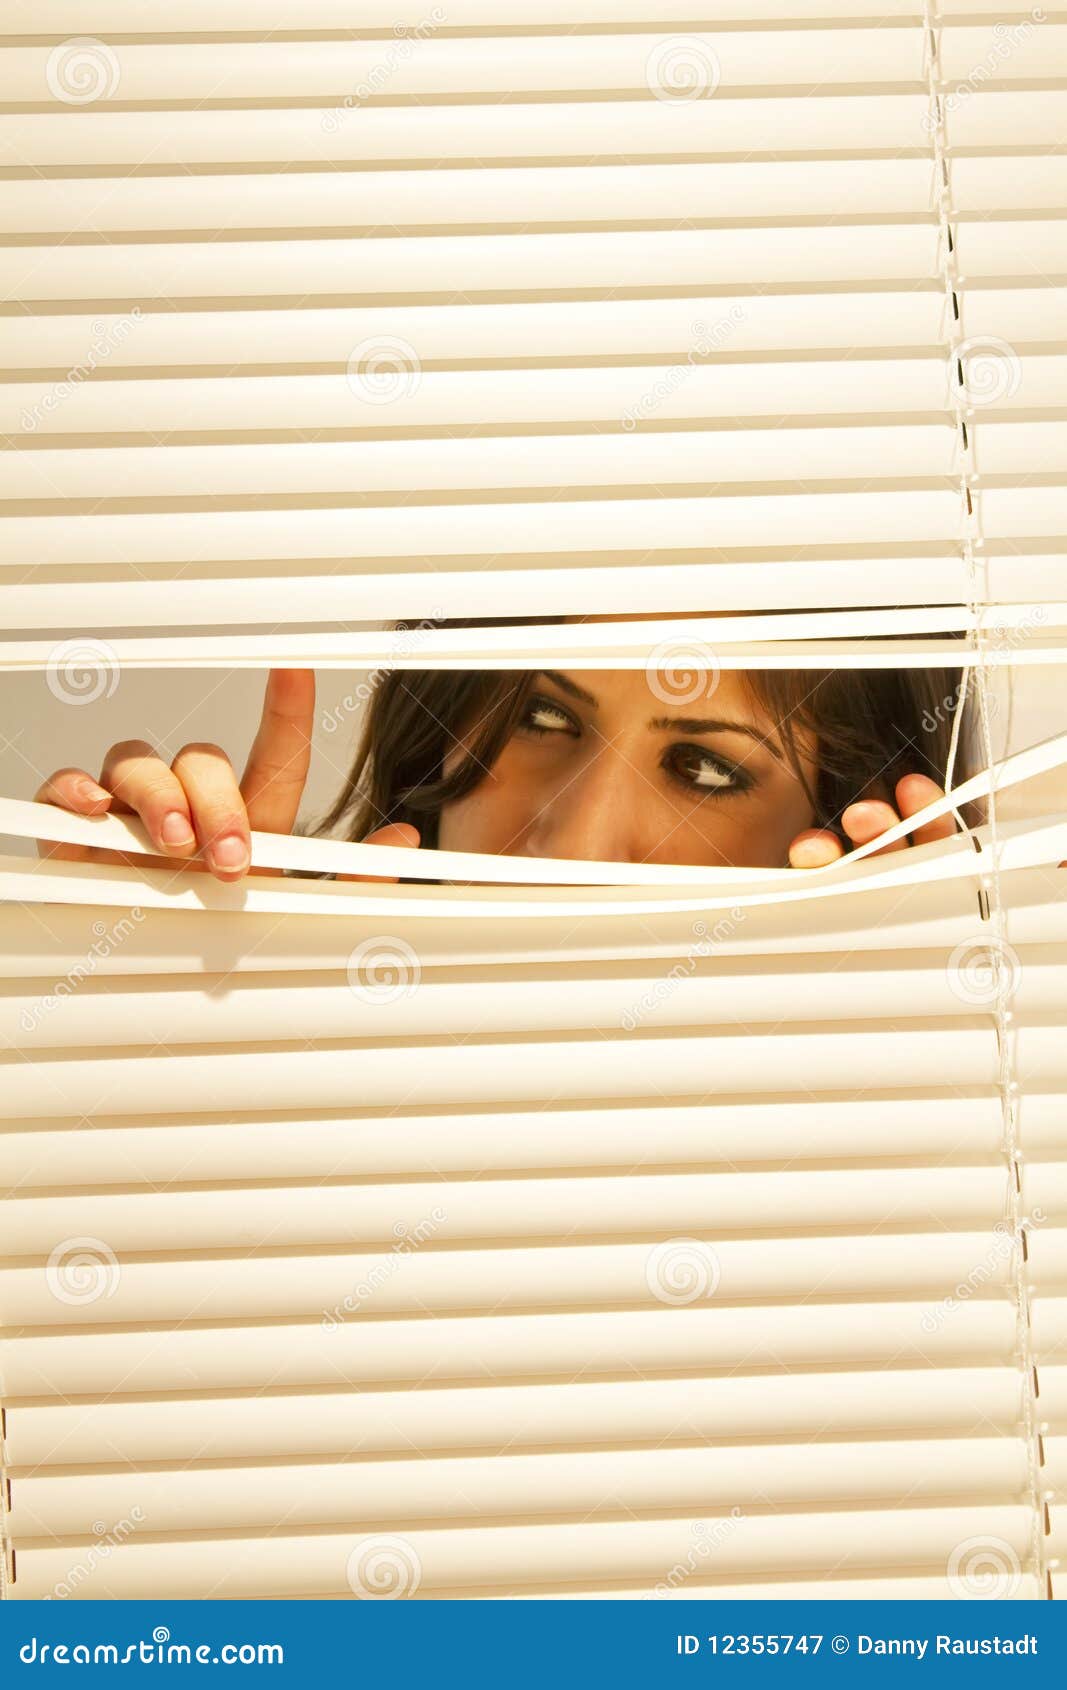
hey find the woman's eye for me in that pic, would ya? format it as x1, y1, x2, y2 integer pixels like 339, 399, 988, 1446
519, 698, 579, 737
665, 744, 748, 794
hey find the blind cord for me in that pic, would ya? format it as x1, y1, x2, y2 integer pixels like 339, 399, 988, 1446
923, 0, 1049, 1599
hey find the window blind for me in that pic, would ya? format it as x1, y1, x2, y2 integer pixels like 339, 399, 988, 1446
2, 756, 1066, 1601
2, 0, 1067, 653
2, 0, 1067, 1606
2, 756, 1066, 1597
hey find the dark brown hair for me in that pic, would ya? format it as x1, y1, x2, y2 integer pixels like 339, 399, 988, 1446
318, 619, 972, 853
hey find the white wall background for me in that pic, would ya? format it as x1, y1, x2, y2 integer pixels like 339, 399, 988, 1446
0, 667, 366, 855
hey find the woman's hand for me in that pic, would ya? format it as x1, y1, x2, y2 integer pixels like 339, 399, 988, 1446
34, 668, 419, 882
787, 773, 955, 870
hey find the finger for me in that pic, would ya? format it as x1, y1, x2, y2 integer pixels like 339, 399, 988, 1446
170, 742, 251, 880
895, 773, 956, 845
841, 798, 909, 856
788, 828, 845, 870
33, 767, 113, 862
99, 739, 199, 859
240, 669, 315, 835
337, 822, 420, 884
36, 767, 112, 815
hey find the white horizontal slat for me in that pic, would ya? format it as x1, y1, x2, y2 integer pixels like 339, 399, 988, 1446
0, 97, 937, 170
0, 492, 973, 568
948, 88, 1067, 150
2, 1300, 1020, 1397
942, 24, 1067, 86
959, 219, 1067, 282
0, 1, 932, 31
0, 228, 947, 304
14, 601, 1034, 659
0, 1228, 1043, 1327
2, 34, 929, 102
0, 161, 939, 236
7, 1505, 1037, 1600
954, 156, 1067, 215
0, 294, 967, 373
0, 361, 956, 440
957, 287, 1067, 345
3, 858, 1064, 973
501, 1574, 1046, 1600
0, 1090, 1044, 1189
11, 489, 1067, 574
0, 288, 1063, 374
8, 947, 1066, 1053
2, 91, 1065, 174
1045, 1434, 1067, 1492
12, 557, 1067, 632
1033, 1294, 1067, 1356
1016, 1226, 1067, 1287
7, 1438, 1028, 1541
9, 1020, 1057, 1121
3, 1367, 1036, 1469
6, 1163, 1058, 1257
5, 25, 1060, 105
1, 425, 968, 504
7, 559, 1067, 631
8, 422, 1067, 505
10, 813, 1067, 927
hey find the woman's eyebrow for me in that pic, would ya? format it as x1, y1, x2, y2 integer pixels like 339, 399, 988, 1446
648, 715, 784, 761
540, 670, 598, 707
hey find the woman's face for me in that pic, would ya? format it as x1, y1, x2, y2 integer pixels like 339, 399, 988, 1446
436, 667, 819, 869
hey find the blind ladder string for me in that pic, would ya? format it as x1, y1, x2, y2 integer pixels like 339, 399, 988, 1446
923, 0, 1049, 1596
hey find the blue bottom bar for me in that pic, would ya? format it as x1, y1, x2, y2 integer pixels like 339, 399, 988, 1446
3, 1600, 1065, 1687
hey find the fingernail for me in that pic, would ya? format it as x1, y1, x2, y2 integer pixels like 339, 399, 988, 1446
842, 807, 875, 835
209, 834, 250, 874
160, 812, 195, 848
792, 839, 827, 866
76, 779, 109, 804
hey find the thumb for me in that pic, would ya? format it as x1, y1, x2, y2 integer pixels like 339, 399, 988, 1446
338, 821, 421, 884
788, 827, 846, 870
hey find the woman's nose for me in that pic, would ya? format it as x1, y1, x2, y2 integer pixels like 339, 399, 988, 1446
522, 743, 638, 863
